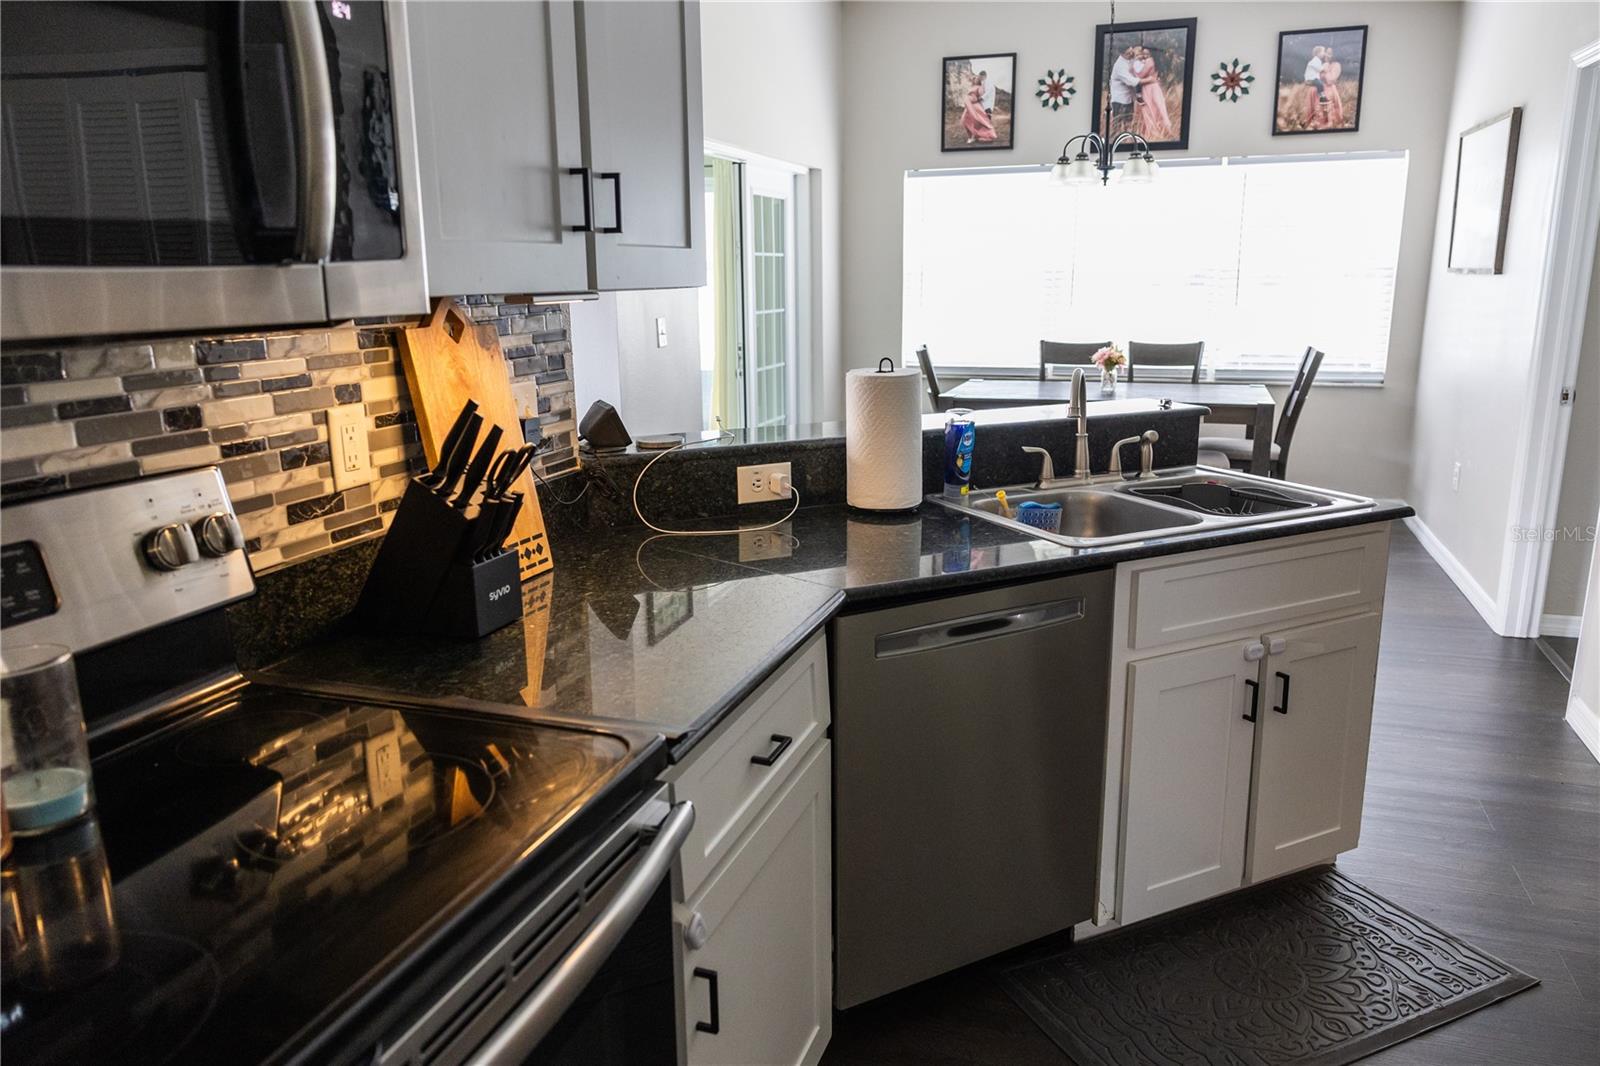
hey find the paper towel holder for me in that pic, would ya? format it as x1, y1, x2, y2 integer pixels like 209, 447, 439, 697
877, 358, 895, 372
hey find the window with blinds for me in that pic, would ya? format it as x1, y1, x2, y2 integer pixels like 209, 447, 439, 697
902, 152, 1408, 383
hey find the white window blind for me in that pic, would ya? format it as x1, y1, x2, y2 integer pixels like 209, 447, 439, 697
902, 152, 1408, 383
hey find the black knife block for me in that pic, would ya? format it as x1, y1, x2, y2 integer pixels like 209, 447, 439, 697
356, 477, 522, 639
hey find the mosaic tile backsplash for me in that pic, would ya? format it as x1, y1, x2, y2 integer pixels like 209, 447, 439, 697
0, 296, 579, 574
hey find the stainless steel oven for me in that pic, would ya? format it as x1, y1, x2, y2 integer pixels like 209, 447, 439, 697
0, 0, 427, 342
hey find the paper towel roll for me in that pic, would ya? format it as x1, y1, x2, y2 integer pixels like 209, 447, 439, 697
846, 363, 923, 510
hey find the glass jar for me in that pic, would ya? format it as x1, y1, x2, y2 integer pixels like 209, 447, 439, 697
1, 644, 95, 835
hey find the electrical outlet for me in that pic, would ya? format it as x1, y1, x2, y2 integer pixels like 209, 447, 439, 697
328, 406, 371, 491
655, 316, 668, 348
737, 461, 792, 504
739, 525, 794, 562
1451, 461, 1462, 492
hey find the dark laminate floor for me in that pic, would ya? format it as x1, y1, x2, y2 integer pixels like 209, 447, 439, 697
1537, 635, 1579, 682
822, 526, 1600, 1065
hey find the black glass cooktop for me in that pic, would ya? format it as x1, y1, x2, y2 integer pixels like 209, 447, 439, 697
0, 686, 663, 1065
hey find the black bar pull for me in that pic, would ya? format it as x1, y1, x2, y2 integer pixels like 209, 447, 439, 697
750, 733, 793, 767
1242, 678, 1259, 723
1274, 671, 1291, 715
597, 172, 623, 233
567, 167, 594, 232
693, 967, 720, 1034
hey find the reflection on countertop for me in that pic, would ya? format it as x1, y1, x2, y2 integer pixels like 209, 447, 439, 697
257, 495, 1411, 753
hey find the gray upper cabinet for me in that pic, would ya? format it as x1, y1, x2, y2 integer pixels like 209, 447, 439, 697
409, 1, 590, 295
575, 0, 706, 290
408, 0, 704, 296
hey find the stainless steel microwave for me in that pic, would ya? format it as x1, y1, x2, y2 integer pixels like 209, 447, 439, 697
0, 0, 427, 343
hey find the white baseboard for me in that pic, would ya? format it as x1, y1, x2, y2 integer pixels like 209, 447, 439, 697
1567, 694, 1600, 762
1404, 516, 1506, 633
1540, 613, 1584, 638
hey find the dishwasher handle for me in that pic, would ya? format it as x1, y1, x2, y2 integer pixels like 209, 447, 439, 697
874, 597, 1085, 659
467, 801, 695, 1065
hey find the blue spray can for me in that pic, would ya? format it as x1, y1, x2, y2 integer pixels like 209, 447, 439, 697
943, 408, 975, 498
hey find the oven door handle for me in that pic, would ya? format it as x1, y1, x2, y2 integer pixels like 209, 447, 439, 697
282, 0, 337, 261
467, 801, 696, 1065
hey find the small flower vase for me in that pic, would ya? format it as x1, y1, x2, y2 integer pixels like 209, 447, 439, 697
1099, 366, 1120, 395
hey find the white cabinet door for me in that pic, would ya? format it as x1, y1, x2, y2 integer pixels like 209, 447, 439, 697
1248, 612, 1382, 882
409, 0, 590, 295
683, 741, 830, 1066
575, 0, 705, 290
1121, 640, 1261, 925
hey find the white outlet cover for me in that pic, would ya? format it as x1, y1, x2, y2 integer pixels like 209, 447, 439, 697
328, 405, 372, 491
739, 525, 794, 562
737, 462, 792, 505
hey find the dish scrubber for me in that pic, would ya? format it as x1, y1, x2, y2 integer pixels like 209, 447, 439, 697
1015, 501, 1063, 533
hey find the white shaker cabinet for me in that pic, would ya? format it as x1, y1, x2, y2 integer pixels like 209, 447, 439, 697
1120, 640, 1260, 926
1100, 525, 1392, 931
407, 0, 705, 295
1248, 612, 1381, 882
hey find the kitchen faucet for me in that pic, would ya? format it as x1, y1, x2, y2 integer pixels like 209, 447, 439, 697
1109, 430, 1161, 479
1068, 368, 1091, 483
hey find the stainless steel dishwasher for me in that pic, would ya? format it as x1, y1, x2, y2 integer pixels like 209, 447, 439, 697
831, 569, 1113, 1008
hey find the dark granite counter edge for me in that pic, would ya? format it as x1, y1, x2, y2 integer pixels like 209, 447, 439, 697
663, 589, 847, 762
645, 501, 1412, 754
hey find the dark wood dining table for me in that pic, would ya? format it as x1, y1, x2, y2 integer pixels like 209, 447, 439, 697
939, 379, 1278, 475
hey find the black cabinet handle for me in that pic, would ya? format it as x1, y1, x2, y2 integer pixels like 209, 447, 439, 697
1242, 678, 1259, 723
597, 171, 623, 234
1274, 671, 1291, 715
750, 733, 793, 767
693, 966, 720, 1034
567, 167, 594, 233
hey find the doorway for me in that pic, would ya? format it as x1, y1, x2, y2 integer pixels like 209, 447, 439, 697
698, 148, 804, 431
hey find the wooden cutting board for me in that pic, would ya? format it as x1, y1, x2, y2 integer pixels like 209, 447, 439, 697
397, 299, 553, 581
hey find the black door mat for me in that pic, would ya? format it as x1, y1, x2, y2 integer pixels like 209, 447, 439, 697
999, 866, 1538, 1065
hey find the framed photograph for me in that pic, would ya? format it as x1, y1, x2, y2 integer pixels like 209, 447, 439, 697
941, 53, 1016, 152
1273, 25, 1368, 135
1091, 18, 1196, 151
1448, 107, 1523, 274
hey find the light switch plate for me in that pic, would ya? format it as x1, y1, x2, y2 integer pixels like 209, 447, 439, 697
328, 405, 372, 491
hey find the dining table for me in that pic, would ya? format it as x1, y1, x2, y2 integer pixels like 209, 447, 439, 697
939, 378, 1278, 476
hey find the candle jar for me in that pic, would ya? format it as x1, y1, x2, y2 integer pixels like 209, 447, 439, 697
1, 644, 95, 836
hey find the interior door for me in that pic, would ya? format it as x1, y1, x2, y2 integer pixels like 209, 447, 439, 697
1121, 639, 1261, 925
575, 0, 705, 290
742, 165, 797, 428
1248, 612, 1382, 882
408, 0, 588, 295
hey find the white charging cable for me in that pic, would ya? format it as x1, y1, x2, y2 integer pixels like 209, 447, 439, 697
630, 434, 802, 536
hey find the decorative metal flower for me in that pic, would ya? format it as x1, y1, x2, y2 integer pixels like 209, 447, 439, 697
1210, 59, 1255, 103
1036, 69, 1075, 110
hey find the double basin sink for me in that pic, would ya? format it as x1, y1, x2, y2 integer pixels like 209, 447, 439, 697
930, 466, 1374, 548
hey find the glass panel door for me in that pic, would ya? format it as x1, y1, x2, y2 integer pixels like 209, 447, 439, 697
744, 165, 796, 428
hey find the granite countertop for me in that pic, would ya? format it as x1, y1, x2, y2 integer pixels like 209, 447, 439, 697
257, 490, 1412, 757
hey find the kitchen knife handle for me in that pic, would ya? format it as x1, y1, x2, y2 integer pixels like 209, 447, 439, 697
436, 413, 483, 498
427, 400, 479, 485
454, 424, 504, 508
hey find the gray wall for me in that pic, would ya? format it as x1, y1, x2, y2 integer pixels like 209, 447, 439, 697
838, 0, 1464, 498
1407, 1, 1600, 608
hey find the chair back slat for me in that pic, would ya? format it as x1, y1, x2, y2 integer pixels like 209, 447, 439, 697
915, 345, 949, 411
1040, 340, 1112, 381
1127, 341, 1205, 384
1273, 346, 1324, 477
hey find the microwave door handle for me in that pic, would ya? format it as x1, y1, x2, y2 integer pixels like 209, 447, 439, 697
282, 0, 337, 261
467, 801, 696, 1066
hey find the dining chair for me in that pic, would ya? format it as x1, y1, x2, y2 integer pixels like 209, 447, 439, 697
1197, 346, 1325, 479
1127, 341, 1205, 384
1040, 340, 1112, 381
914, 345, 954, 412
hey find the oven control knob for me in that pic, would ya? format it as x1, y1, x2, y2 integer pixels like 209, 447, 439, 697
683, 911, 709, 950
195, 512, 246, 557
143, 523, 200, 571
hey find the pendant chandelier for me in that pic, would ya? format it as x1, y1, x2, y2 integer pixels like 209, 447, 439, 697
1051, 0, 1160, 186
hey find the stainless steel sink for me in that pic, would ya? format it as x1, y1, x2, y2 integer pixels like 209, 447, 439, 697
968, 487, 1204, 541
931, 466, 1374, 548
